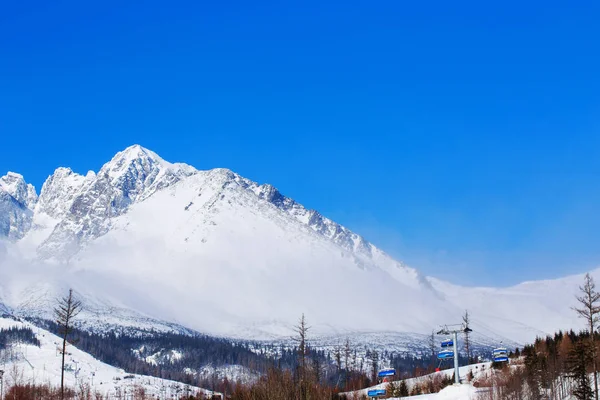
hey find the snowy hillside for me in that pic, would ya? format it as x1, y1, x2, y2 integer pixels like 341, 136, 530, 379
0, 144, 595, 346
343, 362, 494, 399
0, 316, 217, 398
400, 385, 483, 400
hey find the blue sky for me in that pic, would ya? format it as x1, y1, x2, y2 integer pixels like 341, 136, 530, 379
1, 0, 599, 286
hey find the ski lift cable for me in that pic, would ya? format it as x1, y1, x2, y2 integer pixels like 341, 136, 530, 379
469, 320, 517, 345
466, 327, 498, 344
470, 317, 527, 345
466, 323, 516, 361
466, 320, 498, 339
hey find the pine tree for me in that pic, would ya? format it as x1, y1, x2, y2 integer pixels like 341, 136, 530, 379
398, 380, 409, 397
333, 345, 342, 373
343, 338, 351, 372
343, 338, 351, 389
313, 356, 321, 384
568, 341, 594, 400
54, 289, 82, 400
386, 381, 399, 397
293, 314, 310, 399
370, 350, 379, 384
573, 273, 600, 400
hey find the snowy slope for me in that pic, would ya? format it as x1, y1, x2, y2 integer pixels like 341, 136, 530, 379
0, 316, 217, 398
61, 168, 451, 338
401, 385, 483, 400
428, 273, 593, 343
357, 385, 483, 400
0, 145, 596, 346
344, 362, 491, 399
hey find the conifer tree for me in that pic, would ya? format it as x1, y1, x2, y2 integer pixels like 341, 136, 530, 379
574, 273, 600, 400
343, 338, 351, 372
293, 314, 310, 399
398, 380, 409, 397
386, 381, 399, 397
370, 350, 379, 384
568, 341, 594, 400
333, 345, 342, 373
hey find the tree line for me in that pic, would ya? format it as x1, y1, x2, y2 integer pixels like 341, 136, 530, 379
480, 273, 600, 400
0, 326, 40, 350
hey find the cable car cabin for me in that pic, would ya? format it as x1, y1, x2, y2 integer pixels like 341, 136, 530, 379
367, 389, 387, 398
441, 339, 454, 348
493, 347, 509, 362
437, 350, 454, 360
493, 349, 508, 358
377, 368, 396, 378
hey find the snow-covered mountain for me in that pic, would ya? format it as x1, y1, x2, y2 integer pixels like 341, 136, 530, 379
25, 146, 196, 260
0, 145, 594, 346
0, 172, 37, 240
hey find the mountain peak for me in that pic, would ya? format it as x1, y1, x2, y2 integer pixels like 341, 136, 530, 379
4, 171, 25, 180
1, 171, 26, 189
102, 145, 166, 175
0, 171, 37, 209
99, 144, 195, 190
0, 171, 36, 240
53, 166, 76, 176
36, 167, 86, 219
120, 144, 160, 159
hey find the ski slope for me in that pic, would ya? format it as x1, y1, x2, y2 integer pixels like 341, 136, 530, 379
399, 384, 483, 399
343, 362, 491, 399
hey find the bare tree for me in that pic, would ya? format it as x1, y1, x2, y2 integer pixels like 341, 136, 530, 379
54, 289, 82, 400
463, 310, 471, 363
573, 273, 600, 400
293, 313, 310, 398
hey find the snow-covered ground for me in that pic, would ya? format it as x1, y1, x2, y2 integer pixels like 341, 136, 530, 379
343, 362, 492, 399
396, 384, 484, 399
0, 316, 218, 399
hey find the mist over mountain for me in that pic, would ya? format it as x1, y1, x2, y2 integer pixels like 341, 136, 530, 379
0, 145, 593, 346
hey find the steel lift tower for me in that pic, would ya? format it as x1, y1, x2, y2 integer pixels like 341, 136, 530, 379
437, 323, 472, 384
